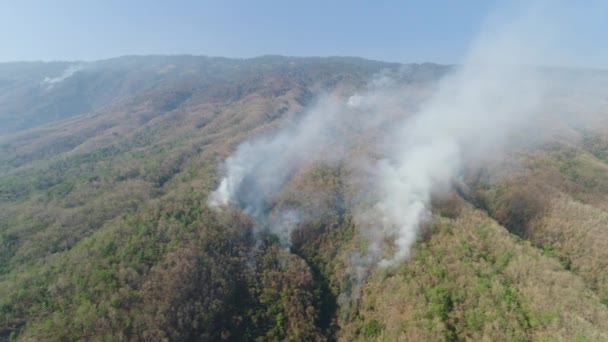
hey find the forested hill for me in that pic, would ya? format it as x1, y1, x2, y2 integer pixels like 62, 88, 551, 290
2, 55, 608, 341
0, 55, 439, 134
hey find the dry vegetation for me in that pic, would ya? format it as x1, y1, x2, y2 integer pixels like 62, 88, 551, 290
346, 205, 608, 341
1, 56, 608, 341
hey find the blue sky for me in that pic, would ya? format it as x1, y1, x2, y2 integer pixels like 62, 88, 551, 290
0, 1, 606, 67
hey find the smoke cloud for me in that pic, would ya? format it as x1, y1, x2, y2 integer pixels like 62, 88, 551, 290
41, 64, 84, 89
210, 2, 608, 265
208, 96, 351, 246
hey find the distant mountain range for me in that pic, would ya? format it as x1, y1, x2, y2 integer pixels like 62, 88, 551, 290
0, 55, 449, 134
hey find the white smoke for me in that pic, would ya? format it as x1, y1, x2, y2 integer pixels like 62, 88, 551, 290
370, 31, 549, 266
41, 64, 84, 89
208, 96, 352, 245
208, 78, 417, 246
210, 2, 608, 264
209, 96, 343, 209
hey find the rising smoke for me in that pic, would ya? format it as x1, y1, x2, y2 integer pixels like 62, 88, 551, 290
209, 2, 608, 265
208, 95, 351, 246
41, 63, 85, 89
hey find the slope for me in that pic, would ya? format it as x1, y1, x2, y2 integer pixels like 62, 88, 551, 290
1, 56, 608, 341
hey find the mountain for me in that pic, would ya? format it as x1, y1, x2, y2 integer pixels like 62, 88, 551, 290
1, 55, 608, 341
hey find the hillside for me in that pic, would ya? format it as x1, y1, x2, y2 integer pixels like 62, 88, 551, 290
1, 55, 608, 341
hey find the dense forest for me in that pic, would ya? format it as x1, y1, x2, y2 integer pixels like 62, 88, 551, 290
1, 56, 608, 341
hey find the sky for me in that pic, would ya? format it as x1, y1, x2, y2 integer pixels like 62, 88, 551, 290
1, 0, 607, 67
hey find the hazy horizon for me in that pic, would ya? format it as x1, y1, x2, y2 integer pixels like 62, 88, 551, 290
1, 1, 607, 68
3, 54, 608, 73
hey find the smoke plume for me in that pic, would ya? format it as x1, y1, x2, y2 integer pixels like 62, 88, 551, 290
210, 2, 608, 265
208, 96, 351, 245
41, 64, 85, 89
